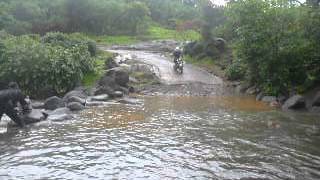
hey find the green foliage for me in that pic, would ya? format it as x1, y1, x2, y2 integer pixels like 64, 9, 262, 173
42, 32, 97, 57
0, 33, 94, 95
223, 0, 320, 95
225, 60, 246, 81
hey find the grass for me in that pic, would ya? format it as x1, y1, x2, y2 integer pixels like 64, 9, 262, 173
82, 50, 112, 87
89, 25, 201, 46
146, 26, 200, 41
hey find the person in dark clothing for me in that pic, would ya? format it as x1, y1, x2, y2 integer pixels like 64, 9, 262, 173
173, 47, 182, 64
0, 82, 30, 127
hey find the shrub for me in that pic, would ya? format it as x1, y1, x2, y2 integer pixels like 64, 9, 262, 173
0, 33, 94, 96
225, 59, 246, 81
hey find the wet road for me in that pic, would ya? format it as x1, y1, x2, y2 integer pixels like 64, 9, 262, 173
106, 49, 223, 85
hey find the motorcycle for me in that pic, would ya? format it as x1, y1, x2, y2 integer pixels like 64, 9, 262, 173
174, 57, 184, 74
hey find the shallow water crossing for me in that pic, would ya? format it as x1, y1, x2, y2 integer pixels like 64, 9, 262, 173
1, 95, 320, 180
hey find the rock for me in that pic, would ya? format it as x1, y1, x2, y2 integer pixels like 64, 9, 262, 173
107, 68, 129, 87
105, 56, 119, 69
261, 96, 277, 103
256, 92, 264, 101
66, 96, 86, 105
277, 95, 287, 104
235, 83, 250, 94
94, 85, 115, 96
98, 75, 118, 90
47, 107, 73, 122
67, 102, 85, 111
129, 76, 139, 83
112, 91, 124, 98
86, 101, 108, 107
118, 98, 141, 105
21, 109, 47, 124
91, 94, 110, 101
44, 96, 65, 110
48, 114, 74, 122
63, 90, 87, 101
47, 107, 71, 116
312, 91, 320, 106
282, 95, 306, 110
310, 106, 320, 113
246, 86, 257, 95
32, 101, 45, 109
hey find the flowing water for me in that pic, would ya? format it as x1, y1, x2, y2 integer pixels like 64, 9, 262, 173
1, 95, 320, 180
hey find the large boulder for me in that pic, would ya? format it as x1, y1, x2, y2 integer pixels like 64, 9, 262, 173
44, 96, 65, 110
106, 67, 129, 87
282, 95, 306, 110
67, 102, 85, 111
63, 89, 87, 101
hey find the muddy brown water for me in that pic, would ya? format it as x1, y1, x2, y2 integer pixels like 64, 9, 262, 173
1, 95, 320, 180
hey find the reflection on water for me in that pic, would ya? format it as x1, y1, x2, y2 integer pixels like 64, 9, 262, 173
0, 95, 320, 180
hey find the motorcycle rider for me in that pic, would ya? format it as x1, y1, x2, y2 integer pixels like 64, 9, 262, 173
173, 47, 183, 64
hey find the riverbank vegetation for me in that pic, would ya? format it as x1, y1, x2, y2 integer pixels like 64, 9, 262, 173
185, 0, 320, 97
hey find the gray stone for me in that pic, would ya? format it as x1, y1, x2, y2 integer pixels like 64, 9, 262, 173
32, 101, 45, 109
312, 91, 320, 106
310, 106, 320, 113
118, 98, 141, 105
86, 101, 108, 107
67, 102, 85, 111
113, 91, 124, 98
21, 109, 47, 124
256, 92, 264, 101
47, 107, 73, 122
63, 90, 87, 101
44, 96, 65, 110
66, 96, 86, 105
48, 114, 74, 122
261, 96, 277, 103
246, 86, 257, 95
282, 95, 306, 110
91, 94, 110, 101
48, 107, 71, 116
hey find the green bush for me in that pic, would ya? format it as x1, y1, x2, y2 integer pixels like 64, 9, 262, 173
224, 0, 320, 95
0, 33, 94, 96
225, 60, 246, 81
42, 32, 97, 57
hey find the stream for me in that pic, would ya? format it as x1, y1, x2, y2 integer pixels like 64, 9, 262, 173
0, 49, 320, 180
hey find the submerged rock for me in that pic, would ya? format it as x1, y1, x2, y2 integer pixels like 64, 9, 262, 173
47, 107, 73, 122
44, 96, 65, 110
